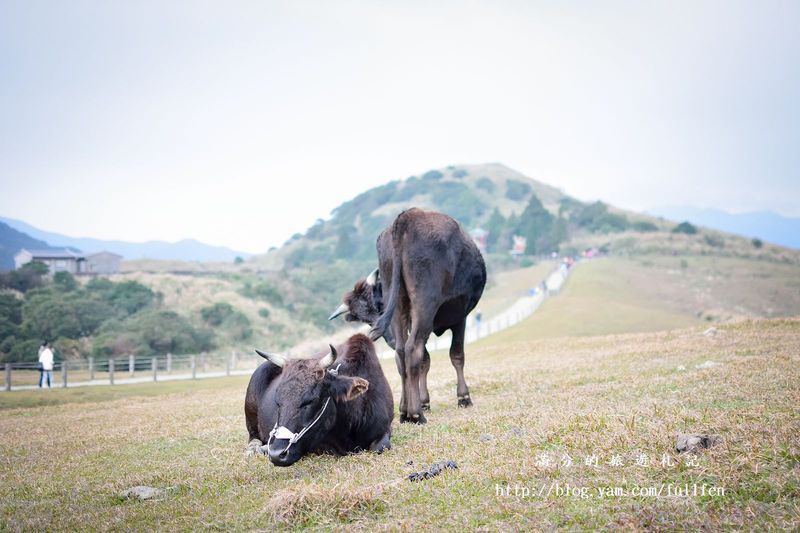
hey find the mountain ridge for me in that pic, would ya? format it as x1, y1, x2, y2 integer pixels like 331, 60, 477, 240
0, 216, 252, 263
647, 206, 800, 249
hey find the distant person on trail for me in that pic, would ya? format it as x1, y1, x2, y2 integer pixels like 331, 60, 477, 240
475, 309, 482, 328
38, 341, 54, 388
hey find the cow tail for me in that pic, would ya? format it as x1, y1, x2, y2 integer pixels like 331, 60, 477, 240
370, 212, 407, 341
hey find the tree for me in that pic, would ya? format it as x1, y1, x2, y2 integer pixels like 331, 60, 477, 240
0, 261, 47, 293
334, 226, 357, 258
53, 272, 78, 291
200, 302, 234, 326
484, 208, 506, 252
476, 177, 495, 193
505, 179, 532, 200
672, 221, 698, 235
517, 194, 555, 254
632, 221, 659, 232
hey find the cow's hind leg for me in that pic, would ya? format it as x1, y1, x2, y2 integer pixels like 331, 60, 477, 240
403, 313, 434, 424
395, 349, 408, 422
450, 319, 472, 408
419, 348, 431, 411
393, 321, 411, 422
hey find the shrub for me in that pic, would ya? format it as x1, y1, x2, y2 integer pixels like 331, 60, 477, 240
672, 221, 698, 235
422, 170, 443, 181
1, 338, 41, 363
505, 179, 532, 200
0, 293, 22, 325
704, 234, 725, 248
558, 197, 584, 217
52, 272, 78, 291
431, 182, 485, 227
452, 168, 468, 178
476, 177, 495, 193
246, 281, 284, 306
574, 202, 629, 233
334, 226, 357, 258
92, 310, 213, 358
0, 261, 47, 293
234, 256, 244, 264
752, 237, 763, 248
258, 308, 270, 318
200, 302, 234, 326
632, 221, 659, 232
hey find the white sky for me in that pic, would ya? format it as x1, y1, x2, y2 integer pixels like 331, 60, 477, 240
1, 1, 798, 253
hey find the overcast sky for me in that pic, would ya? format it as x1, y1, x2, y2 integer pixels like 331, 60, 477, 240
1, 1, 798, 253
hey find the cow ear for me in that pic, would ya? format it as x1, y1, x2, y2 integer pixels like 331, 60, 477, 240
330, 376, 369, 401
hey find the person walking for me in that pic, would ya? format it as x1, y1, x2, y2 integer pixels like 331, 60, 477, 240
38, 341, 54, 388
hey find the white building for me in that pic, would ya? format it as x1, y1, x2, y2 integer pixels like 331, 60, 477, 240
14, 249, 122, 275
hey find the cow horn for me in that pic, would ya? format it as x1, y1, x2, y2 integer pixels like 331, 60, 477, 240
255, 349, 286, 368
365, 268, 379, 286
328, 303, 349, 321
319, 344, 338, 369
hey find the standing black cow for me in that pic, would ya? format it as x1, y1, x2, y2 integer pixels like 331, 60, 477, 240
244, 333, 393, 466
329, 208, 486, 424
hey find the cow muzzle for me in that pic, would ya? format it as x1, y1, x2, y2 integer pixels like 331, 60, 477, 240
267, 437, 298, 466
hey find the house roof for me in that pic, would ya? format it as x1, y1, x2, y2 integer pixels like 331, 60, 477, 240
18, 249, 84, 260
86, 251, 123, 259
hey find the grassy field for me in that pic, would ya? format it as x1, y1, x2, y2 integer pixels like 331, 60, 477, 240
492, 255, 800, 343
1, 315, 797, 530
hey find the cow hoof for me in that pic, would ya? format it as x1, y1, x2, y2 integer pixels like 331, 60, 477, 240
245, 439, 265, 457
457, 395, 473, 408
401, 412, 427, 424
421, 403, 430, 411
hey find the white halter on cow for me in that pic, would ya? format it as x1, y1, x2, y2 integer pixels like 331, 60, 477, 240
259, 348, 342, 457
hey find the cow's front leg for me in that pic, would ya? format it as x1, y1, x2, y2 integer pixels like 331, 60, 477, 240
245, 438, 266, 457
369, 430, 392, 453
450, 320, 472, 408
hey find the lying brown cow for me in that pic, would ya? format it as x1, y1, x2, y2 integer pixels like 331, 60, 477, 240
244, 334, 393, 466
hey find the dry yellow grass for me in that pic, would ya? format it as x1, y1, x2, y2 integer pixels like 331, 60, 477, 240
1, 318, 798, 530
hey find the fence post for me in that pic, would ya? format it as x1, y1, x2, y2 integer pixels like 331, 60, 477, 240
129, 354, 135, 377
152, 357, 157, 382
225, 355, 231, 376
231, 350, 237, 371
62, 361, 68, 388
5, 363, 10, 391
191, 355, 196, 379
89, 356, 94, 381
201, 352, 207, 374
167, 353, 172, 373
109, 358, 115, 385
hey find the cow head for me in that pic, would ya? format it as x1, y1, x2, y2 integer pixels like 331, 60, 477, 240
255, 345, 369, 467
329, 268, 382, 325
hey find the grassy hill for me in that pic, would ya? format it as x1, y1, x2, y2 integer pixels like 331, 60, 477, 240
492, 255, 800, 343
5, 162, 799, 362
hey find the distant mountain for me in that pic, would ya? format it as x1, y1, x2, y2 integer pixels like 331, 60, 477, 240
647, 207, 800, 249
0, 217, 252, 263
0, 221, 55, 270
